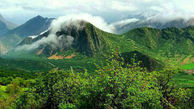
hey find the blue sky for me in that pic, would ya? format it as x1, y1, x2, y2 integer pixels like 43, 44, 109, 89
0, 0, 194, 24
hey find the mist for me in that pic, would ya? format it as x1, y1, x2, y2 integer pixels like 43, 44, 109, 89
16, 14, 116, 51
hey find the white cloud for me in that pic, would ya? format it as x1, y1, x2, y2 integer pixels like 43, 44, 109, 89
112, 18, 139, 27
0, 0, 194, 24
50, 13, 116, 33
111, 1, 137, 11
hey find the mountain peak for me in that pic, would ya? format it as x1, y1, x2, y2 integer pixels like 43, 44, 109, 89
17, 21, 107, 56
35, 15, 44, 18
9, 15, 53, 38
31, 15, 45, 21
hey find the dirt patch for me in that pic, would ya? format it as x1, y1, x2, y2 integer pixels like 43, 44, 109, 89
65, 54, 76, 59
185, 69, 194, 74
48, 54, 76, 60
191, 57, 194, 63
65, 56, 73, 59
48, 53, 64, 60
181, 57, 190, 65
36, 48, 44, 55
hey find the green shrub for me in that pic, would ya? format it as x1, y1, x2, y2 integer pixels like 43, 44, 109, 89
13, 52, 193, 109
59, 103, 77, 109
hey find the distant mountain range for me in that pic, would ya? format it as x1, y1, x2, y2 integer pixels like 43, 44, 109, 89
114, 17, 194, 34
5, 15, 54, 38
0, 14, 17, 36
0, 15, 54, 49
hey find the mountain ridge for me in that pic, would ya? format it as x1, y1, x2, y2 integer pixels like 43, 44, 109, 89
15, 23, 194, 66
115, 17, 194, 34
16, 21, 108, 56
0, 15, 54, 49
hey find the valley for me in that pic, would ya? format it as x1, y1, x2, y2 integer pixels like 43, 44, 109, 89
0, 12, 193, 109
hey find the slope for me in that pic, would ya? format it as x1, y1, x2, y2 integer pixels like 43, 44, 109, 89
0, 14, 17, 36
0, 15, 54, 48
10, 20, 164, 71
124, 26, 194, 64
16, 20, 153, 57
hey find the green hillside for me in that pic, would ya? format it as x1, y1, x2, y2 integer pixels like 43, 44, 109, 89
124, 26, 194, 64
1, 24, 194, 109
6, 23, 193, 73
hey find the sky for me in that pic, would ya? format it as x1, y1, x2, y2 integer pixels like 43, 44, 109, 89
0, 0, 194, 25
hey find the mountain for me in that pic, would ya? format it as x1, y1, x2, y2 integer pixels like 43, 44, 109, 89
16, 20, 149, 58
0, 15, 54, 49
124, 26, 194, 58
115, 17, 194, 34
17, 21, 194, 58
0, 14, 17, 36
17, 21, 109, 56
6, 15, 54, 38
14, 20, 163, 71
14, 21, 194, 70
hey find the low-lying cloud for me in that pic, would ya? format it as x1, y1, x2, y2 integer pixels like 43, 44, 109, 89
51, 13, 116, 33
16, 14, 116, 51
112, 18, 139, 27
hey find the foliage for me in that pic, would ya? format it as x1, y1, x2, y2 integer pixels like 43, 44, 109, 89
12, 52, 193, 109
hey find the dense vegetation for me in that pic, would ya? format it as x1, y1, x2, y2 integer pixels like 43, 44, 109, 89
0, 52, 193, 109
124, 27, 194, 60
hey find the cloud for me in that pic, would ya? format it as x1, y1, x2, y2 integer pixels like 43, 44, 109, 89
16, 13, 116, 51
0, 0, 194, 24
111, 1, 137, 12
50, 13, 116, 33
112, 18, 139, 27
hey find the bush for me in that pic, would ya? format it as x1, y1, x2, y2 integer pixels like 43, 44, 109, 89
59, 103, 77, 109
0, 77, 12, 85
5, 83, 20, 94
14, 52, 193, 109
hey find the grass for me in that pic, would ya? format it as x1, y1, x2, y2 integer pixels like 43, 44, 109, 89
173, 73, 194, 91
173, 58, 194, 90
182, 63, 194, 70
